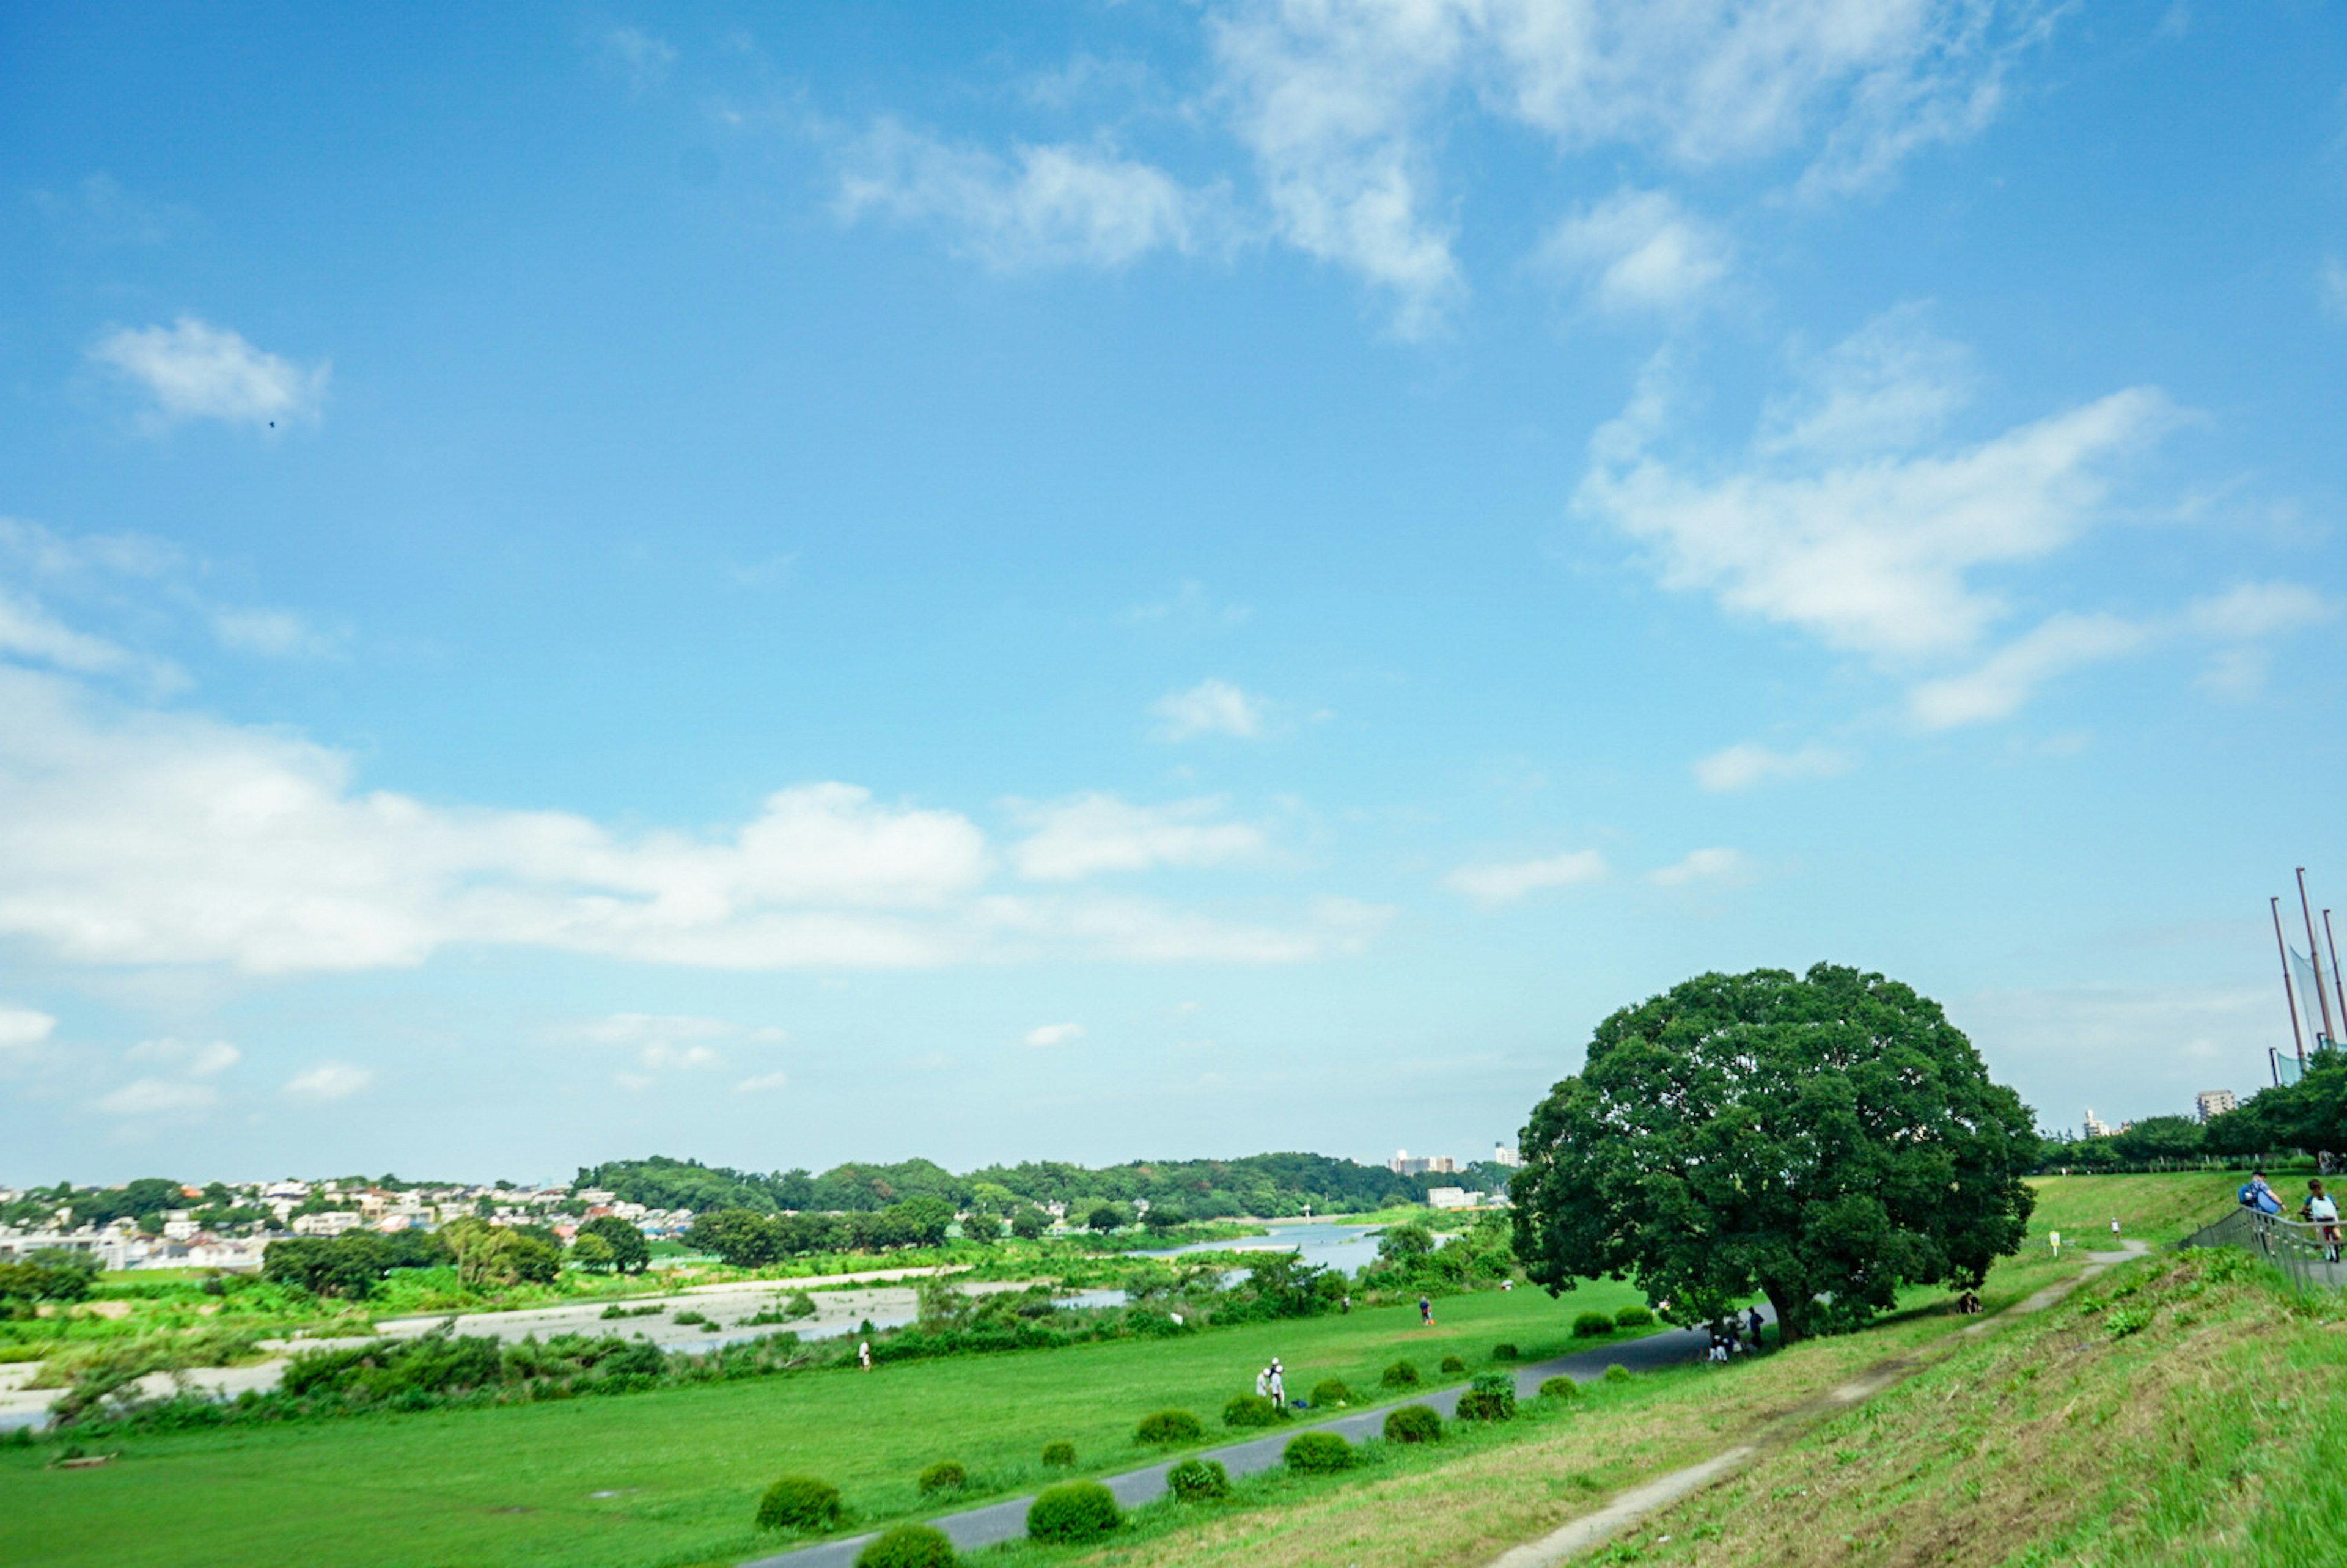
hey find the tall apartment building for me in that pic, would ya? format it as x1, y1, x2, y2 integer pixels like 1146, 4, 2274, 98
2195, 1089, 2238, 1122
1387, 1149, 1457, 1177
2082, 1108, 2112, 1139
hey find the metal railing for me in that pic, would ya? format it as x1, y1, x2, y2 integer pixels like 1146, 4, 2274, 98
2175, 1205, 2347, 1292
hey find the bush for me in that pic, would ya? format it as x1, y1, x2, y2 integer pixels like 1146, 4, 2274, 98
1538, 1376, 1582, 1402
1383, 1403, 1443, 1443
1283, 1431, 1354, 1473
1379, 1358, 1422, 1388
1027, 1480, 1122, 1544
756, 1475, 843, 1532
784, 1290, 817, 1319
1309, 1377, 1351, 1409
1136, 1408, 1203, 1445
856, 1525, 958, 1568
1221, 1393, 1287, 1428
1492, 1343, 1519, 1361
1614, 1305, 1655, 1329
1439, 1354, 1466, 1374
1603, 1364, 1632, 1384
1454, 1370, 1517, 1422
1041, 1440, 1076, 1469
1166, 1457, 1230, 1502
1572, 1311, 1614, 1338
917, 1460, 967, 1495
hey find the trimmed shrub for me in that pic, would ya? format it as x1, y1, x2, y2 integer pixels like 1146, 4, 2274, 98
1027, 1480, 1122, 1544
1040, 1440, 1076, 1470
784, 1291, 817, 1319
1166, 1457, 1231, 1503
1309, 1377, 1352, 1409
1383, 1403, 1443, 1443
1379, 1358, 1422, 1388
1438, 1354, 1466, 1374
1283, 1431, 1354, 1473
1136, 1409, 1203, 1445
1453, 1370, 1517, 1422
1492, 1343, 1519, 1361
1571, 1311, 1614, 1338
756, 1475, 843, 1532
1538, 1376, 1582, 1402
1614, 1305, 1655, 1329
916, 1460, 967, 1496
856, 1525, 957, 1568
1221, 1393, 1288, 1428
1603, 1363, 1633, 1384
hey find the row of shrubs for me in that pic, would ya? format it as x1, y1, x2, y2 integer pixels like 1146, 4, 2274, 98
1574, 1305, 1656, 1337
760, 1374, 1615, 1564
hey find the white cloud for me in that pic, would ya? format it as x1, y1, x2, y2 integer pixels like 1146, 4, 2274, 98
1151, 678, 1269, 740
598, 26, 677, 93
1579, 342, 2173, 662
282, 1061, 373, 1102
2319, 257, 2347, 323
1648, 846, 1747, 885
1540, 188, 1730, 313
576, 1013, 736, 1047
90, 317, 328, 431
211, 608, 342, 659
1446, 848, 1608, 906
127, 1037, 240, 1076
1123, 580, 1252, 629
95, 1077, 219, 1118
0, 662, 1361, 974
0, 1006, 57, 1052
1906, 612, 2151, 729
1206, 0, 2039, 335
1010, 794, 1265, 881
639, 1042, 721, 1071
735, 1071, 790, 1093
840, 122, 1212, 269
2184, 582, 2331, 641
1024, 1022, 1085, 1047
0, 586, 142, 677
1692, 742, 1853, 792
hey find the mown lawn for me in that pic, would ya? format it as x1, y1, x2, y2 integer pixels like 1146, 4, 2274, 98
0, 1280, 1645, 1568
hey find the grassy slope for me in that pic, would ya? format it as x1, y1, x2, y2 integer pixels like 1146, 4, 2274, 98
1611, 1247, 2347, 1566
1002, 1171, 2272, 1568
0, 1281, 1644, 1568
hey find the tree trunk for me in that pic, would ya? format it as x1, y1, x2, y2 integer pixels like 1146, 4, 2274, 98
1763, 1284, 1801, 1344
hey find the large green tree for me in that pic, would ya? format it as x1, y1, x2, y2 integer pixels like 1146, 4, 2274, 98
577, 1215, 652, 1274
1512, 964, 2038, 1343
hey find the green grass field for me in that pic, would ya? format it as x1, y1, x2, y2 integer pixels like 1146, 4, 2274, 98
0, 1278, 1647, 1568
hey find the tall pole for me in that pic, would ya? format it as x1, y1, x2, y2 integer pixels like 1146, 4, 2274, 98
2327, 908, 2347, 1047
2275, 896, 2307, 1064
2300, 868, 2335, 1047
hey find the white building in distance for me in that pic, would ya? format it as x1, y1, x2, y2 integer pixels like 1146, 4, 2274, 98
1389, 1150, 1456, 1177
2082, 1108, 2112, 1139
2195, 1090, 2238, 1122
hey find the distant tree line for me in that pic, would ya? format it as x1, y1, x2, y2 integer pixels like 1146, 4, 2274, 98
2041, 1050, 2347, 1171
583, 1149, 1513, 1223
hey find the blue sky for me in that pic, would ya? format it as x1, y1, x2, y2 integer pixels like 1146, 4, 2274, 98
3, 1, 2345, 1184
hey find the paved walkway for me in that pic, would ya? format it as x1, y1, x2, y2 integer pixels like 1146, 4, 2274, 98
740, 1309, 1769, 1568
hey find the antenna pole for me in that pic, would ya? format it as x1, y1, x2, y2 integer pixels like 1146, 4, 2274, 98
2300, 869, 2335, 1049
2275, 896, 2307, 1064
2327, 909, 2347, 1045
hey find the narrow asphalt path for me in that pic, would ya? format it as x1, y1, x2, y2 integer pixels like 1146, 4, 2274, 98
740, 1308, 1770, 1568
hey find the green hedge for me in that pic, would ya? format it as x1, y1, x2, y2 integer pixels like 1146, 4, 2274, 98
755, 1475, 843, 1532
1454, 1370, 1516, 1422
1136, 1408, 1203, 1445
1438, 1354, 1466, 1374
1166, 1457, 1230, 1502
1379, 1358, 1421, 1388
1027, 1480, 1122, 1543
1538, 1375, 1581, 1402
1572, 1311, 1614, 1337
1614, 1305, 1655, 1329
856, 1524, 957, 1568
1221, 1393, 1287, 1428
1283, 1431, 1354, 1473
916, 1460, 966, 1495
1309, 1377, 1351, 1408
1383, 1403, 1442, 1443
1040, 1440, 1076, 1468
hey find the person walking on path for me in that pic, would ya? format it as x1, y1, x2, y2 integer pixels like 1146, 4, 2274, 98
2304, 1179, 2341, 1262
2241, 1171, 2285, 1215
1418, 1294, 1434, 1327
1746, 1305, 1765, 1349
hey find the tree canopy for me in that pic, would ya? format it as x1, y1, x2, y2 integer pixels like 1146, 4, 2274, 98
2204, 1049, 2347, 1159
1511, 964, 2039, 1342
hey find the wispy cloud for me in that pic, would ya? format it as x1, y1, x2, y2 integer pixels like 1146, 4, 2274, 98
95, 1077, 219, 1118
735, 1071, 790, 1093
1151, 678, 1269, 740
282, 1061, 374, 1103
1539, 188, 1730, 315
1446, 849, 1607, 907
597, 26, 677, 93
839, 122, 1215, 270
2319, 256, 2347, 323
127, 1037, 240, 1076
1648, 847, 1747, 886
0, 1006, 57, 1054
1010, 794, 1264, 881
1024, 1022, 1085, 1047
1693, 742, 1852, 792
90, 317, 328, 432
